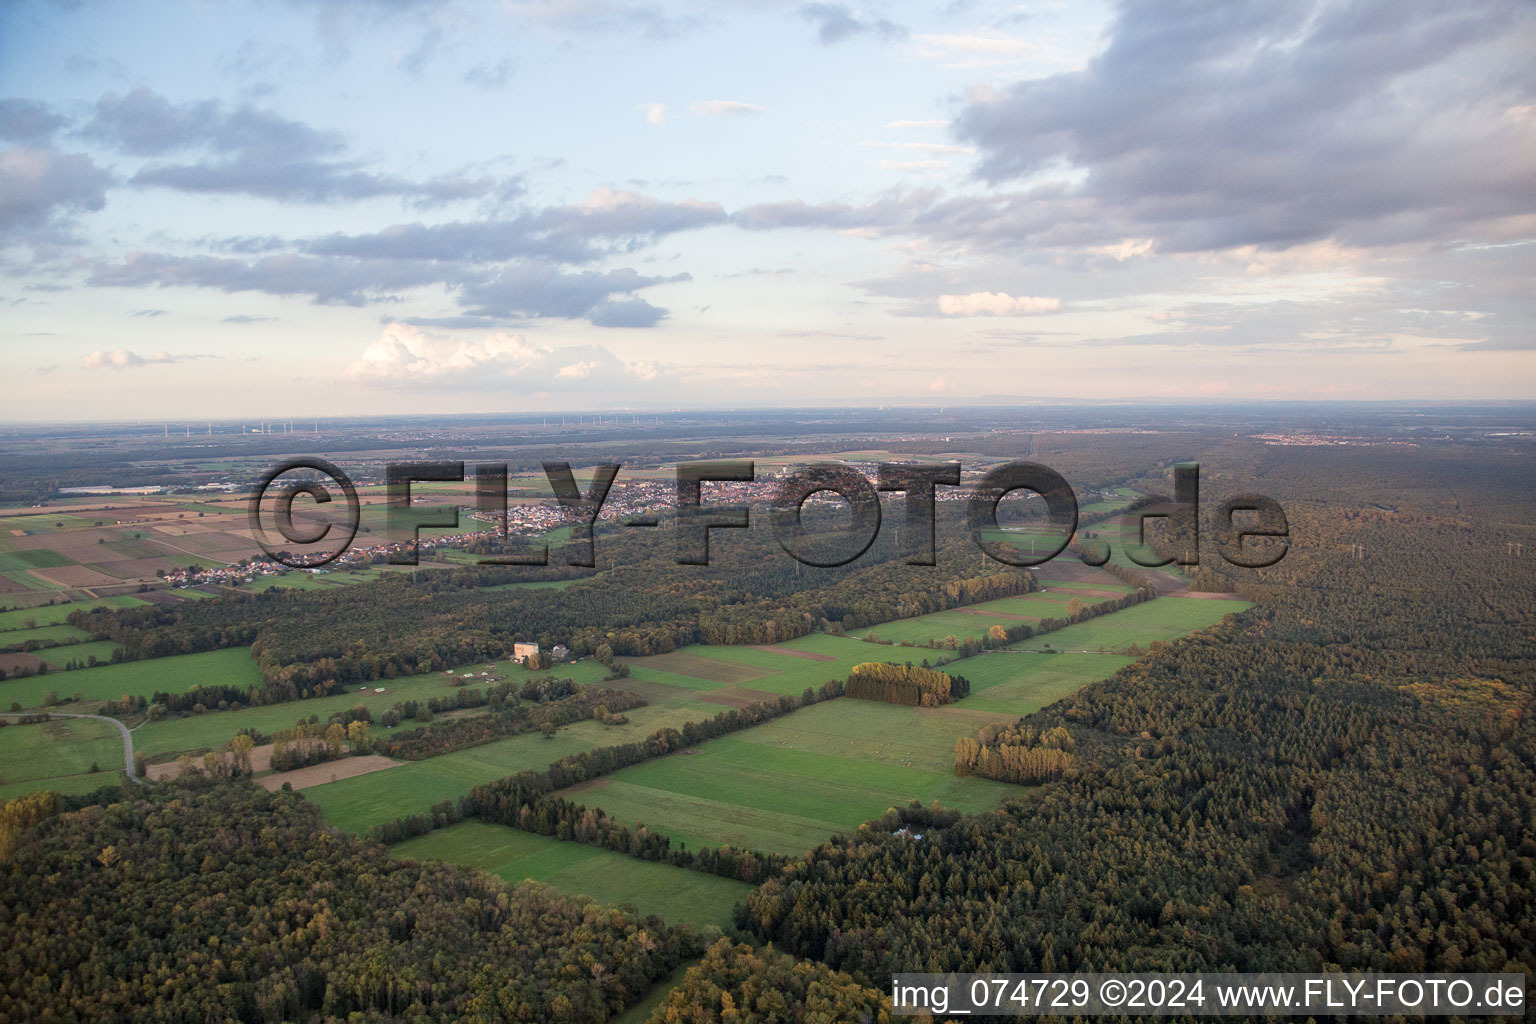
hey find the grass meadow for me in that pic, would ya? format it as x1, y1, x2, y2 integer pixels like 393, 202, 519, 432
391, 819, 752, 930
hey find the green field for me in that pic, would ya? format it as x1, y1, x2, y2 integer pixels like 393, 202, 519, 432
946, 652, 1137, 715
559, 699, 1019, 857
1006, 596, 1249, 652
1, 569, 64, 592
392, 820, 752, 930
306, 673, 734, 835
0, 717, 126, 800
0, 623, 93, 649
129, 657, 617, 762
0, 646, 265, 709
0, 595, 150, 631
628, 636, 916, 696
38, 640, 127, 669
848, 591, 1120, 647
0, 549, 76, 571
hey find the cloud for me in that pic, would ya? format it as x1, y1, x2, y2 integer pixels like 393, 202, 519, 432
913, 32, 1035, 62
691, 100, 767, 117
305, 187, 725, 264
798, 4, 904, 44
883, 119, 951, 129
878, 160, 948, 171
222, 314, 276, 324
936, 291, 1061, 316
735, 187, 937, 231
860, 140, 975, 155
587, 297, 667, 327
464, 57, 516, 88
85, 87, 508, 204
81, 349, 207, 370
86, 186, 717, 319
348, 322, 667, 387
641, 103, 669, 126
88, 251, 444, 306
950, 0, 1536, 252
0, 147, 113, 233
131, 308, 168, 318
458, 265, 685, 322
504, 1, 706, 40
0, 99, 65, 143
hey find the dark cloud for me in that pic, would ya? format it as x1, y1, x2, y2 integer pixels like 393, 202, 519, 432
133, 160, 501, 204
588, 297, 667, 327
798, 3, 904, 44
222, 314, 276, 324
307, 189, 724, 263
131, 308, 168, 318
735, 188, 936, 231
84, 87, 508, 204
85, 87, 334, 158
0, 147, 113, 233
87, 252, 444, 305
459, 265, 685, 320
950, 0, 1536, 252
0, 99, 65, 143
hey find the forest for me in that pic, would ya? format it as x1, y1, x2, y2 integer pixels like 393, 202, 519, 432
0, 782, 699, 1023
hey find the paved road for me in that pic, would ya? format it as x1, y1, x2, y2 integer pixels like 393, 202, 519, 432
0, 711, 146, 786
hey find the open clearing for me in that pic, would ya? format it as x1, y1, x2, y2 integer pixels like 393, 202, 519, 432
0, 716, 125, 800
849, 590, 1123, 646
258, 754, 401, 791
1005, 596, 1249, 652
554, 699, 1019, 857
0, 646, 264, 709
944, 652, 1137, 715
306, 681, 736, 835
624, 650, 774, 686
392, 819, 752, 931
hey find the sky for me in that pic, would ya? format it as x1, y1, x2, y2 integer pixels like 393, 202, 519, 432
1, 0, 1533, 419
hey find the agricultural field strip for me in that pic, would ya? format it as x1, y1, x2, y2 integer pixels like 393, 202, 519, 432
392, 820, 753, 930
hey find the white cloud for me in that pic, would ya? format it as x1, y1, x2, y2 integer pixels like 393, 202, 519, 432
937, 292, 1062, 316
690, 100, 767, 117
860, 140, 975, 155
879, 160, 948, 171
347, 322, 665, 388
912, 32, 1038, 66
641, 102, 669, 126
81, 349, 202, 370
